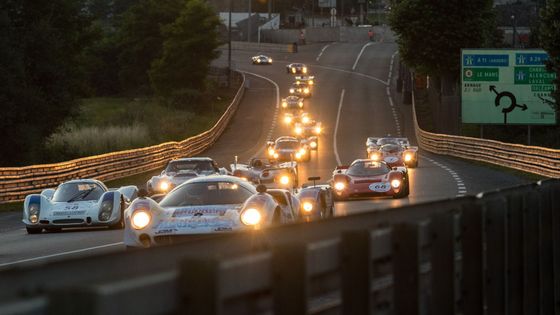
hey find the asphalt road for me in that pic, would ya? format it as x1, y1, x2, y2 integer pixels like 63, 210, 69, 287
0, 30, 536, 269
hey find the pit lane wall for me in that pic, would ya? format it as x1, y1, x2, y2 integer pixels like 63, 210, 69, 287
411, 81, 560, 178
0, 72, 246, 203
0, 179, 558, 314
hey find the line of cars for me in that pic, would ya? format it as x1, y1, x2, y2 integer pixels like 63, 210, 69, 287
20, 55, 417, 249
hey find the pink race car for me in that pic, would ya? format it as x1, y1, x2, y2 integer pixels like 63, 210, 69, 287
331, 159, 409, 200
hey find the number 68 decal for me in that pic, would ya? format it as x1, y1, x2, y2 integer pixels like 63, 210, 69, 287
369, 182, 391, 192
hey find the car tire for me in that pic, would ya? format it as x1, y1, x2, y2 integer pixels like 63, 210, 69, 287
109, 199, 126, 230
26, 227, 42, 234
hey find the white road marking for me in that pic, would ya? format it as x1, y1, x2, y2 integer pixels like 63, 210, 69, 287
333, 89, 346, 166
386, 51, 402, 136
421, 155, 468, 197
352, 42, 374, 71
240, 71, 280, 145
0, 242, 123, 268
316, 44, 331, 62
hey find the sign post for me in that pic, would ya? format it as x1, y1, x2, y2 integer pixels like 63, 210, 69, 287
461, 49, 556, 126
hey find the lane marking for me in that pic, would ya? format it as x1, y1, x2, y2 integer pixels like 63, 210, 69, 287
0, 242, 123, 268
421, 155, 468, 197
333, 89, 346, 165
352, 42, 374, 71
386, 51, 402, 136
316, 44, 331, 62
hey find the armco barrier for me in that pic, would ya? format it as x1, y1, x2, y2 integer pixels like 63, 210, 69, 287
412, 85, 560, 178
0, 72, 245, 203
220, 41, 296, 53
0, 180, 558, 314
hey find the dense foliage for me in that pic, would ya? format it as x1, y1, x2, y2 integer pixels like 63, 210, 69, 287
539, 0, 560, 111
389, 0, 498, 83
0, 0, 223, 166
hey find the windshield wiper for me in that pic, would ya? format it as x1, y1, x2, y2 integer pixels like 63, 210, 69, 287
67, 188, 95, 203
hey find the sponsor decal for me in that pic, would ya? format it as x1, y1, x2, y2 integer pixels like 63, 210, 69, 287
172, 207, 231, 217
155, 216, 236, 230
52, 211, 86, 216
369, 182, 391, 192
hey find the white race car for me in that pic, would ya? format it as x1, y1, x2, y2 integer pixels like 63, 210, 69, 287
22, 179, 138, 234
252, 55, 272, 64
124, 176, 295, 248
147, 157, 228, 195
366, 137, 418, 168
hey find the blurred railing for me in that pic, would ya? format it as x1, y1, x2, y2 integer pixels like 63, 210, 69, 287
0, 179, 558, 314
0, 71, 245, 203
412, 84, 560, 178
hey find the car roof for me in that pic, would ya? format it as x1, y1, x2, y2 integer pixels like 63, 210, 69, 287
180, 175, 256, 190
169, 157, 215, 162
60, 179, 108, 190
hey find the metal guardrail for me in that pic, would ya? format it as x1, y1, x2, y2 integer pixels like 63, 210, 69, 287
219, 41, 297, 53
411, 86, 560, 178
0, 72, 246, 203
0, 179, 558, 314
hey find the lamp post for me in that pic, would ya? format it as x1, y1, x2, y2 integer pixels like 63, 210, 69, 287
511, 14, 516, 48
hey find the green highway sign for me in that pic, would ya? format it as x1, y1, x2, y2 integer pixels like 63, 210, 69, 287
461, 49, 557, 125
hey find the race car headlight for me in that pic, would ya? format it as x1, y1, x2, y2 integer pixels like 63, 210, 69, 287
295, 127, 303, 135
391, 179, 401, 188
310, 141, 317, 148
290, 88, 295, 93
131, 210, 151, 230
284, 116, 292, 124
279, 175, 290, 185
404, 154, 412, 162
292, 68, 296, 73
302, 202, 313, 213
268, 148, 275, 156
299, 148, 307, 155
298, 101, 303, 107
295, 152, 302, 160
370, 153, 380, 161
28, 203, 39, 223
303, 67, 307, 73
29, 214, 38, 224
334, 182, 346, 191
304, 88, 310, 94
268, 58, 272, 62
99, 199, 114, 221
314, 126, 321, 134
240, 208, 261, 226
159, 181, 170, 192
302, 116, 310, 124
309, 80, 314, 85
282, 102, 287, 108
273, 153, 279, 159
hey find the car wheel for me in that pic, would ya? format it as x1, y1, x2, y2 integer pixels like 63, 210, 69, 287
109, 199, 126, 230
26, 227, 42, 234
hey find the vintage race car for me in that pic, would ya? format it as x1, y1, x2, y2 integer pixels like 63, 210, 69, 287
281, 96, 305, 110
366, 137, 418, 168
286, 63, 308, 74
282, 111, 310, 126
23, 179, 138, 234
297, 177, 335, 220
295, 75, 315, 86
124, 176, 294, 247
267, 136, 311, 162
252, 55, 272, 64
289, 82, 312, 98
231, 157, 299, 189
147, 157, 228, 195
331, 159, 409, 200
239, 187, 299, 229
293, 119, 322, 150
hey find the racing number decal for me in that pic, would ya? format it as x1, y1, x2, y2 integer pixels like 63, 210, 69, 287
369, 183, 391, 192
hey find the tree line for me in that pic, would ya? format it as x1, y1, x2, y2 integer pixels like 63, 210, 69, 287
0, 0, 221, 166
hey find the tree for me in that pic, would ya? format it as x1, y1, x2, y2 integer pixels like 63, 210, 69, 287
149, 0, 221, 109
0, 0, 95, 165
539, 0, 560, 111
117, 0, 183, 94
389, 0, 497, 91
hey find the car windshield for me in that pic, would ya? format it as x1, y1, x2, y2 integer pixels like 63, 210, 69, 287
378, 138, 399, 145
347, 161, 390, 177
381, 144, 401, 153
166, 160, 215, 173
276, 141, 299, 150
159, 181, 254, 207
52, 182, 105, 202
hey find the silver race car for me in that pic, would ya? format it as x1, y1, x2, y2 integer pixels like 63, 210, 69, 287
147, 157, 228, 195
252, 55, 273, 64
23, 179, 137, 234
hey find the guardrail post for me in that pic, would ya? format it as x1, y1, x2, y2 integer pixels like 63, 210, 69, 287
272, 243, 307, 315
341, 230, 372, 315
392, 223, 420, 315
461, 202, 483, 315
484, 197, 507, 314
505, 193, 523, 315
179, 257, 222, 315
523, 190, 541, 314
430, 211, 456, 315
537, 182, 554, 314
